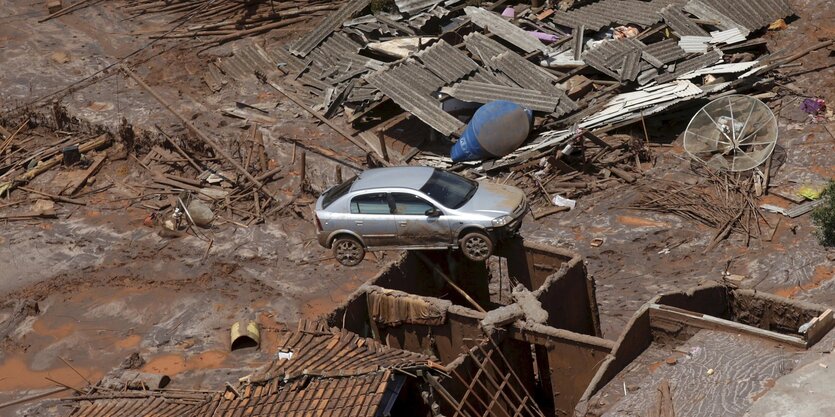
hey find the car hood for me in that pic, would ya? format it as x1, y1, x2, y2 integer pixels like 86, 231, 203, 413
457, 182, 525, 217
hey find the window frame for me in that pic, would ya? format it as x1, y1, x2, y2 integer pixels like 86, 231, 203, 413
349, 192, 393, 215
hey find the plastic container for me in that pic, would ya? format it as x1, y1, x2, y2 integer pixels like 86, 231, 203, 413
450, 101, 533, 162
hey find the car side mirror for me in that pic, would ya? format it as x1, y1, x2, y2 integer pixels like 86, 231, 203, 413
425, 208, 442, 217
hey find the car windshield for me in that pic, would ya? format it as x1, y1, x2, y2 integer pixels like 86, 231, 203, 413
321, 176, 356, 209
419, 169, 478, 209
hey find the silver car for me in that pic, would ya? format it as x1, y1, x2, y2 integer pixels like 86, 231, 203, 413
314, 166, 527, 266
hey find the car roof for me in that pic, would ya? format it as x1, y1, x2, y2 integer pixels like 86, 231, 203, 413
351, 166, 435, 192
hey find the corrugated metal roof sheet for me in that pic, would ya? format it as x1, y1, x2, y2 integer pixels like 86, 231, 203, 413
642, 38, 687, 65
367, 63, 464, 136
551, 0, 687, 31
442, 81, 560, 112
655, 48, 722, 82
683, 0, 792, 35
465, 6, 547, 53
290, 0, 371, 57
415, 40, 479, 83
463, 32, 513, 61
395, 0, 442, 14
659, 4, 709, 36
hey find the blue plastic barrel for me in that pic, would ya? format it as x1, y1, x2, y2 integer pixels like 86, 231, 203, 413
450, 101, 533, 162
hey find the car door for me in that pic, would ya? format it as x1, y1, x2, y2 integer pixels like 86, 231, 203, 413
348, 192, 397, 248
391, 192, 452, 248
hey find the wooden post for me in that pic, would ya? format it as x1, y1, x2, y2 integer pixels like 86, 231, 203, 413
376, 129, 389, 162
298, 151, 306, 187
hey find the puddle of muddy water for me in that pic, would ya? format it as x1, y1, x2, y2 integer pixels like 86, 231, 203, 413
0, 285, 270, 394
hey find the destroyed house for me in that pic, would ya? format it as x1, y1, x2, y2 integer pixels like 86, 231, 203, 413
58, 242, 834, 417
62, 324, 439, 417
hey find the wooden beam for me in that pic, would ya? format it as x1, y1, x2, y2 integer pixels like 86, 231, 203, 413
649, 304, 807, 348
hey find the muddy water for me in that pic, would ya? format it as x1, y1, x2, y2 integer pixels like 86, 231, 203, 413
0, 285, 231, 392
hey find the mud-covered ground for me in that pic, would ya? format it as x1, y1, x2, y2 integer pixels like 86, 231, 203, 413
0, 0, 834, 414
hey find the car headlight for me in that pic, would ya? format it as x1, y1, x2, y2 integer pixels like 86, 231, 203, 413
492, 215, 513, 226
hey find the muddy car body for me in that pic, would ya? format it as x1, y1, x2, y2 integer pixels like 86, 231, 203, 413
315, 167, 527, 265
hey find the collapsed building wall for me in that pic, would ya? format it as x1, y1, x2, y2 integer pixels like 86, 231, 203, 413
575, 282, 835, 416
326, 240, 611, 416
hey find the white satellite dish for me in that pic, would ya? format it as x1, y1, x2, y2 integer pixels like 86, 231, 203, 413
683, 95, 778, 172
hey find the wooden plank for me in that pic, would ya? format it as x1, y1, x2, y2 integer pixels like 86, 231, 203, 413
649, 304, 807, 348
803, 308, 834, 347
65, 155, 106, 196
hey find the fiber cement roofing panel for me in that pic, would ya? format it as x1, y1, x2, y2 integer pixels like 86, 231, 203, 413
416, 40, 480, 83
367, 63, 464, 136
443, 81, 560, 112
465, 6, 547, 53
290, 0, 371, 57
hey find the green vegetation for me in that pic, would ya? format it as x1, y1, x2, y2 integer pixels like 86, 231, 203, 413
370, 0, 395, 13
812, 181, 835, 246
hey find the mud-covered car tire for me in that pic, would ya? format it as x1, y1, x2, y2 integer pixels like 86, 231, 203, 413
460, 231, 493, 262
332, 236, 365, 266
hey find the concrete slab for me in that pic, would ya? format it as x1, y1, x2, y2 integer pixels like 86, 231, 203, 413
744, 352, 835, 417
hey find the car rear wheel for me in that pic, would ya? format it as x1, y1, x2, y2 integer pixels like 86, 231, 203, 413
332, 236, 365, 266
460, 231, 493, 262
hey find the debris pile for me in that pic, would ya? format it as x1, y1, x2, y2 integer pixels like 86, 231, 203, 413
632, 167, 767, 251
123, 0, 342, 45
182, 0, 821, 216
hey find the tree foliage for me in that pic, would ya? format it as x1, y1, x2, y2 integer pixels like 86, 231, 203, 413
811, 181, 835, 246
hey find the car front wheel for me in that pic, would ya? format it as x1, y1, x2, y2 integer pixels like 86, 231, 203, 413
460, 231, 493, 262
332, 236, 365, 266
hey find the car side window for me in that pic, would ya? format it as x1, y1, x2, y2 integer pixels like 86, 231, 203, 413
350, 193, 391, 214
391, 193, 435, 215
